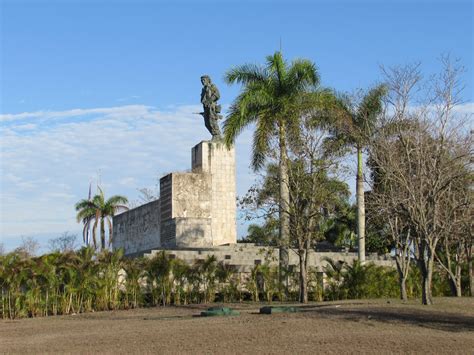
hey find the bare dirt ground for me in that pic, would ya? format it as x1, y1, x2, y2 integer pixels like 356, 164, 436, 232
1, 298, 473, 354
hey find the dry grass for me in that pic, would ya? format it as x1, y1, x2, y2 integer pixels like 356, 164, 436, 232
1, 298, 473, 354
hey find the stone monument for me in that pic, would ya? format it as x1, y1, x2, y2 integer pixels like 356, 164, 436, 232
112, 76, 393, 274
160, 141, 236, 247
113, 76, 236, 253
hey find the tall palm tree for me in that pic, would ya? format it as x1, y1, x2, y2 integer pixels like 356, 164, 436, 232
223, 51, 324, 290
75, 189, 128, 250
325, 85, 387, 262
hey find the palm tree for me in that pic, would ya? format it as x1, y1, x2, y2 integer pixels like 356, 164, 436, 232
147, 251, 173, 306
200, 255, 217, 303
224, 51, 324, 290
325, 85, 387, 263
324, 202, 357, 250
216, 261, 234, 302
322, 257, 346, 300
75, 189, 128, 250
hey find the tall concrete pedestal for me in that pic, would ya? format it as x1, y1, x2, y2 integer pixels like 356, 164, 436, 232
160, 141, 237, 248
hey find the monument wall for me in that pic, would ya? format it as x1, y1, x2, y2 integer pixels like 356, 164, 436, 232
159, 141, 237, 247
113, 140, 237, 254
113, 75, 237, 255
191, 141, 237, 245
144, 244, 395, 273
113, 199, 161, 255
159, 172, 212, 248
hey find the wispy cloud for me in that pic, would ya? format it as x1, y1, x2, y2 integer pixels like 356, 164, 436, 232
453, 102, 474, 116
0, 104, 254, 247
115, 95, 141, 102
13, 123, 38, 131
8, 101, 468, 250
0, 105, 153, 122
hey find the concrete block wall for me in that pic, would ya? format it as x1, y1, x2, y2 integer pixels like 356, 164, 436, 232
174, 218, 212, 247
144, 244, 395, 273
113, 199, 161, 254
159, 170, 213, 248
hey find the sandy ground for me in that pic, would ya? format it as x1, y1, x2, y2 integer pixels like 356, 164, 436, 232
1, 298, 473, 354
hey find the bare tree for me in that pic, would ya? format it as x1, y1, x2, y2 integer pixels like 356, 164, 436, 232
370, 57, 472, 305
15, 236, 40, 257
0, 242, 5, 256
434, 170, 472, 296
367, 63, 422, 301
463, 212, 474, 296
48, 232, 79, 253
368, 187, 413, 301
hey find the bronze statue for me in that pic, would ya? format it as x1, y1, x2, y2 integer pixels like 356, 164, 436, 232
199, 75, 222, 139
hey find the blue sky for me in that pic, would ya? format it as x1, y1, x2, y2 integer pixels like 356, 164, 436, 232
1, 0, 473, 252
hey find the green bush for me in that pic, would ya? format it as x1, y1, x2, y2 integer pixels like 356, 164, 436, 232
0, 249, 459, 319
322, 258, 453, 301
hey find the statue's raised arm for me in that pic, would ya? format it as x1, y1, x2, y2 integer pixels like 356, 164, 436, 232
200, 75, 222, 140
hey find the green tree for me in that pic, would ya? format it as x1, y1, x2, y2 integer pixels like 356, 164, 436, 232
325, 85, 387, 263
224, 51, 326, 292
171, 259, 190, 305
324, 202, 357, 250
200, 255, 218, 303
216, 261, 235, 302
239, 125, 350, 303
75, 189, 128, 250
122, 257, 147, 308
146, 251, 173, 306
239, 220, 279, 246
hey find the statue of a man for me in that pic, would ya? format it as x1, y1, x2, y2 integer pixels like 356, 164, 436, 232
200, 75, 222, 139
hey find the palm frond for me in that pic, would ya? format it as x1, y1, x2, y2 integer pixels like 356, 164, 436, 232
113, 205, 129, 214
266, 51, 286, 86
286, 59, 320, 91
76, 206, 97, 223
75, 199, 96, 211
224, 63, 268, 85
322, 135, 351, 157
90, 194, 104, 209
355, 84, 388, 134
251, 114, 274, 171
106, 195, 128, 207
223, 86, 272, 147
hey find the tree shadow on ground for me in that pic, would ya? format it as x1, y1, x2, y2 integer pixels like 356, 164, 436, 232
300, 306, 474, 333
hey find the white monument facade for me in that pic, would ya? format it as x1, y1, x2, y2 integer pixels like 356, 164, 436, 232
113, 140, 237, 254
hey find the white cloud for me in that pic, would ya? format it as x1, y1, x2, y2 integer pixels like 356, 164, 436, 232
116, 95, 141, 102
10, 99, 462, 250
453, 102, 474, 115
14, 123, 37, 131
0, 104, 254, 249
118, 177, 137, 187
0, 105, 153, 122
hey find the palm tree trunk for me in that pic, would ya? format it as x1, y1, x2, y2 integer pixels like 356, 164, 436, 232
100, 218, 106, 250
356, 146, 366, 263
279, 122, 290, 298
